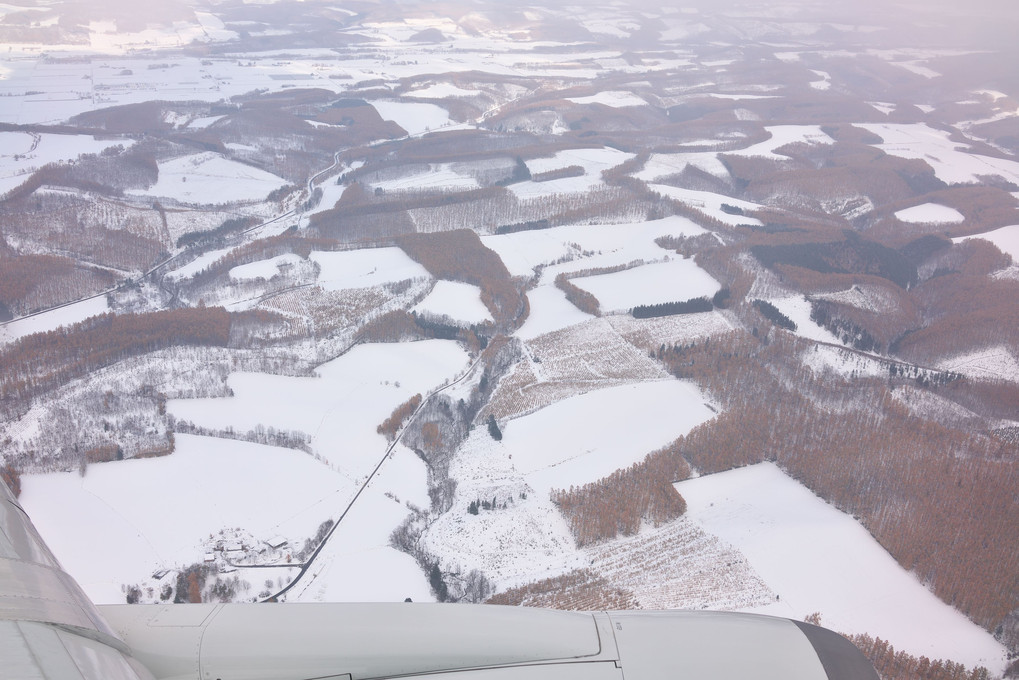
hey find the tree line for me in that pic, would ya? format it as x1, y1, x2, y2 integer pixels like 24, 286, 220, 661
1, 307, 232, 408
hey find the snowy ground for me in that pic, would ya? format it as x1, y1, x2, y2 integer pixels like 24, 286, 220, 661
285, 443, 434, 603
565, 91, 648, 108
127, 152, 288, 205
168, 340, 470, 480
859, 123, 1019, 186
801, 345, 887, 379
938, 345, 1019, 383
648, 185, 764, 227
508, 147, 635, 200
584, 518, 774, 611
571, 258, 721, 313
955, 224, 1019, 261
515, 285, 595, 340
635, 152, 732, 182
676, 463, 1008, 673
483, 215, 709, 283
0, 132, 130, 196
371, 101, 451, 135
423, 379, 715, 590
19, 434, 348, 604
894, 202, 965, 224
368, 164, 480, 193
412, 280, 493, 325
727, 125, 834, 160
767, 295, 842, 345
310, 248, 431, 290
500, 379, 714, 494
0, 295, 109, 346
230, 254, 304, 282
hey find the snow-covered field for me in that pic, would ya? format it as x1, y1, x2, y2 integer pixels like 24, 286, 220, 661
565, 91, 648, 108
20, 434, 348, 604
286, 443, 434, 603
507, 147, 634, 200
128, 152, 288, 205
955, 224, 1019, 261
676, 463, 1008, 672
767, 295, 842, 345
515, 285, 595, 340
310, 248, 431, 290
0, 295, 109, 346
0, 132, 130, 196
423, 378, 715, 589
483, 215, 708, 282
648, 184, 763, 227
371, 100, 451, 135
368, 164, 480, 193
728, 125, 834, 160
503, 380, 713, 493
635, 152, 732, 182
168, 340, 470, 478
860, 123, 1019, 186
412, 280, 493, 325
894, 202, 965, 224
230, 253, 304, 282
571, 258, 721, 313
938, 345, 1019, 383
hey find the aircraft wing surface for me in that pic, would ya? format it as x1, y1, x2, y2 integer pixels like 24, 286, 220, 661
0, 478, 155, 680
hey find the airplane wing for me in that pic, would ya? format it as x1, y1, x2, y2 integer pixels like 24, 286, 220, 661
0, 478, 155, 680
2, 478, 878, 680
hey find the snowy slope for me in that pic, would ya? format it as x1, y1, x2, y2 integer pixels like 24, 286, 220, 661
677, 463, 1008, 672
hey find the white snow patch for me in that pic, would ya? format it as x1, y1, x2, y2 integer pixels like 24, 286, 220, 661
636, 152, 732, 181
483, 215, 707, 282
585, 518, 774, 611
0, 296, 109, 346
566, 91, 648, 108
894, 203, 965, 224
516, 285, 595, 340
128, 153, 287, 205
895, 62, 940, 79
728, 125, 834, 161
954, 224, 1019, 262
525, 147, 634, 176
938, 346, 1019, 383
186, 115, 226, 129
767, 296, 841, 344
421, 427, 584, 589
808, 70, 831, 91
648, 185, 763, 226
286, 442, 434, 603
369, 164, 479, 192
571, 259, 721, 313
168, 341, 471, 478
229, 253, 304, 281
371, 100, 451, 135
311, 248, 430, 290
677, 463, 1007, 673
412, 280, 492, 325
406, 83, 481, 99
165, 246, 233, 281
20, 434, 350, 604
802, 345, 886, 379
505, 380, 715, 493
859, 123, 1019, 186
0, 132, 130, 197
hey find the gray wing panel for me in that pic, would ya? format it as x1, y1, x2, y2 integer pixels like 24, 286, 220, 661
0, 480, 155, 680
